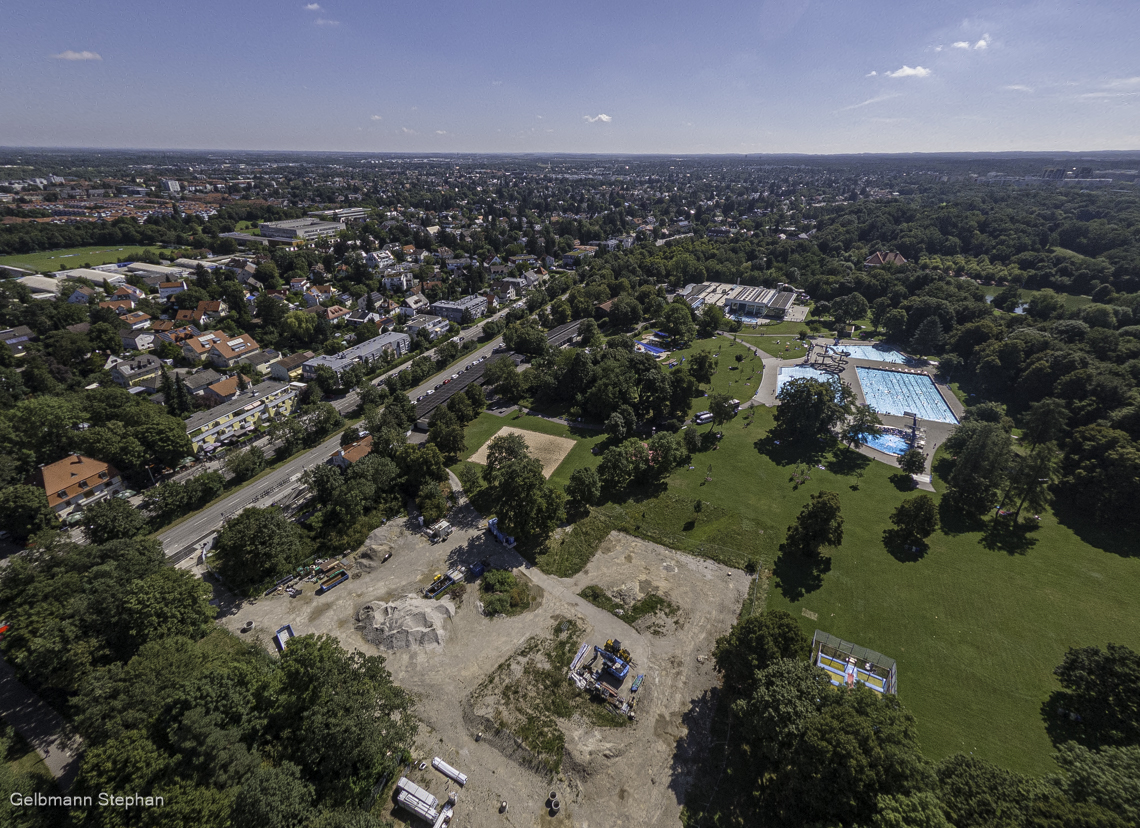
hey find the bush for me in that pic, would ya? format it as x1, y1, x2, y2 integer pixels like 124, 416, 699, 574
482, 593, 510, 615
482, 569, 517, 593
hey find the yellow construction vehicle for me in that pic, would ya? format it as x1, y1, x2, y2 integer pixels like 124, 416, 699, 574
605, 639, 631, 663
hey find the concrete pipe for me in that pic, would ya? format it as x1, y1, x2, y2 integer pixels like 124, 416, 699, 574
499, 801, 508, 813
550, 791, 558, 801
551, 800, 561, 814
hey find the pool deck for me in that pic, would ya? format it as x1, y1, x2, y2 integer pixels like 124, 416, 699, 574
732, 334, 959, 486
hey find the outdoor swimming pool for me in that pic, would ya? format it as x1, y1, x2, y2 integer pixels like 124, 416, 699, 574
777, 365, 835, 395
828, 344, 909, 364
855, 367, 959, 424
861, 432, 910, 455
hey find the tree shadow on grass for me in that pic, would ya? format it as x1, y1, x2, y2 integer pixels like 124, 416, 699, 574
827, 446, 871, 477
753, 434, 828, 468
980, 517, 1040, 556
937, 494, 985, 537
1052, 501, 1139, 559
881, 527, 929, 562
1040, 690, 1101, 751
773, 547, 832, 601
889, 473, 918, 492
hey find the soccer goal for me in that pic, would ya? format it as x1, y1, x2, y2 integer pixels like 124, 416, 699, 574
811, 630, 897, 695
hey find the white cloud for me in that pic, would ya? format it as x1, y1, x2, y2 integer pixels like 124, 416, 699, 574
370, 115, 382, 121
974, 34, 990, 49
1104, 77, 1140, 89
934, 45, 944, 52
401, 127, 416, 135
583, 114, 612, 123
314, 17, 338, 26
50, 50, 102, 61
491, 80, 503, 87
1003, 85, 1033, 93
866, 70, 877, 77
435, 130, 447, 135
885, 65, 931, 78
304, 3, 322, 10
837, 93, 901, 112
951, 41, 970, 49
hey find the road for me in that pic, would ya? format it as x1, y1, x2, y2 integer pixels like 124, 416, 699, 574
158, 310, 528, 562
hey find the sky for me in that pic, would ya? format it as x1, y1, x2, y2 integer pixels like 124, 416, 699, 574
1, 0, 1138, 154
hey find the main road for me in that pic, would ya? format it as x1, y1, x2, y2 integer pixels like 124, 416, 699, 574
157, 309, 559, 563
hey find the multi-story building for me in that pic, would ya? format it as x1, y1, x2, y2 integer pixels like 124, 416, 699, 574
270, 351, 316, 382
300, 331, 412, 381
405, 314, 449, 341
259, 218, 345, 241
431, 295, 486, 324
29, 454, 124, 521
111, 355, 164, 387
184, 380, 302, 454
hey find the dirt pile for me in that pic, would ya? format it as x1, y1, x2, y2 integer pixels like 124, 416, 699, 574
356, 596, 455, 651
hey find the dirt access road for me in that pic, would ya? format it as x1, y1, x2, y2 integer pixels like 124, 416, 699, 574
216, 506, 748, 828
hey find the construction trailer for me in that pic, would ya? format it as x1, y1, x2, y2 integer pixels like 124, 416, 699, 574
395, 777, 440, 823
593, 645, 630, 680
273, 624, 295, 652
487, 517, 515, 548
317, 569, 349, 595
428, 520, 453, 541
424, 566, 466, 599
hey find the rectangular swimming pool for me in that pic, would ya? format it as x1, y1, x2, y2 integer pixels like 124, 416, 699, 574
855, 367, 958, 424
777, 365, 835, 395
828, 344, 910, 364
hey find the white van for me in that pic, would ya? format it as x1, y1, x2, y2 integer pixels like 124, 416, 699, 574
694, 411, 713, 424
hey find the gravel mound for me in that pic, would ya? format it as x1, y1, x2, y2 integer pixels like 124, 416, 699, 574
356, 596, 455, 651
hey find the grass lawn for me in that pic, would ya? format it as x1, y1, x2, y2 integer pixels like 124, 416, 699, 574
665, 337, 765, 417
978, 284, 1092, 311
742, 320, 813, 336
453, 337, 1140, 775
0, 245, 171, 272
732, 332, 809, 360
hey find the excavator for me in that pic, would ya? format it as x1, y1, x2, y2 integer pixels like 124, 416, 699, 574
605, 639, 631, 664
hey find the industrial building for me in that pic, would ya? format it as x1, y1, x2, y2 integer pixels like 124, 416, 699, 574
300, 331, 412, 381
258, 218, 346, 241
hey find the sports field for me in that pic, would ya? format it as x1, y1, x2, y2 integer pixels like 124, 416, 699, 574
469, 425, 576, 478
0, 245, 169, 272
454, 334, 1140, 776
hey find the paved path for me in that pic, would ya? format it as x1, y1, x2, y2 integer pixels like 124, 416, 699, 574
0, 656, 82, 791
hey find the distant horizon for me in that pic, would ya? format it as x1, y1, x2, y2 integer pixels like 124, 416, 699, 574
3, 1, 1137, 154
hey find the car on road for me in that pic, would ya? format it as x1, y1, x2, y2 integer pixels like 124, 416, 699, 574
115, 490, 139, 499
451, 373, 459, 380
417, 395, 425, 402
434, 383, 442, 390
426, 389, 435, 395
443, 378, 450, 384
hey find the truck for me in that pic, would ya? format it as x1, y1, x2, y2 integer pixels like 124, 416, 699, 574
694, 411, 713, 425
317, 569, 349, 594
424, 566, 466, 599
428, 520, 453, 541
594, 645, 630, 680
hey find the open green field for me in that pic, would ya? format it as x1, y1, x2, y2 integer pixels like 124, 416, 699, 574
979, 284, 1093, 311
732, 332, 809, 360
454, 335, 1140, 776
0, 245, 168, 273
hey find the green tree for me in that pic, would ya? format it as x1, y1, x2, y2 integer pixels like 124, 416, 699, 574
713, 610, 811, 695
1028, 288, 1065, 320
872, 297, 893, 332
488, 456, 564, 542
0, 485, 56, 542
605, 412, 628, 441
608, 295, 643, 329
215, 507, 308, 592
646, 431, 686, 477
427, 420, 465, 462
481, 431, 530, 484
1053, 742, 1140, 826
416, 480, 448, 524
944, 420, 1013, 517
120, 568, 215, 649
774, 377, 853, 443
909, 316, 946, 356
1024, 398, 1070, 446
842, 404, 883, 449
872, 792, 954, 828
784, 490, 844, 557
898, 448, 927, 476
708, 393, 737, 430
883, 308, 908, 342
832, 292, 870, 326
889, 495, 939, 545
84, 496, 147, 544
698, 303, 725, 337
565, 466, 601, 511
733, 657, 837, 761
690, 351, 718, 384
226, 445, 267, 482
659, 302, 697, 346
1053, 644, 1140, 747
229, 761, 316, 828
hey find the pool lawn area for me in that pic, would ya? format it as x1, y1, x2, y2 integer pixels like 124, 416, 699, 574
0, 245, 173, 272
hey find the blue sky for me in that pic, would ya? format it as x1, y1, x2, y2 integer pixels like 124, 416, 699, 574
2, 0, 1137, 153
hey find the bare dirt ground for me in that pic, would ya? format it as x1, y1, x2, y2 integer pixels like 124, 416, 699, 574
214, 507, 748, 828
469, 426, 577, 478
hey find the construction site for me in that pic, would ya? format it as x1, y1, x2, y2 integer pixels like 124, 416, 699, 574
213, 504, 749, 828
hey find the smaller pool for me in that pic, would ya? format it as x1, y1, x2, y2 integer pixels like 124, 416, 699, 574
861, 432, 911, 455
828, 344, 909, 364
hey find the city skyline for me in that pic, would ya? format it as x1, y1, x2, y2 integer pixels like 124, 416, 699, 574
2, 0, 1138, 154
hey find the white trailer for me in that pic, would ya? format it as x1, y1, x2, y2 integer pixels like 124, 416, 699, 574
432, 756, 468, 786
397, 790, 439, 823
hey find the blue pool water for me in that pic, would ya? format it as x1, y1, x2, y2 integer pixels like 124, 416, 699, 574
855, 367, 959, 424
861, 432, 911, 455
828, 344, 909, 364
777, 365, 835, 395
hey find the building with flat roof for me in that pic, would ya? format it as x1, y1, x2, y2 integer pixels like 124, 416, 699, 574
184, 380, 301, 453
259, 218, 345, 241
405, 314, 449, 341
431, 294, 486, 323
300, 331, 412, 381
28, 454, 124, 521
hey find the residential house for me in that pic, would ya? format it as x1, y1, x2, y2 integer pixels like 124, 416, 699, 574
29, 454, 123, 521
0, 326, 35, 358
400, 293, 430, 317
150, 319, 177, 334
99, 298, 136, 315
488, 281, 517, 304
864, 251, 907, 269
431, 295, 486, 324
306, 304, 352, 325
330, 435, 373, 470
111, 355, 163, 387
303, 285, 336, 307
270, 351, 315, 382
182, 368, 223, 397
300, 332, 412, 381
288, 276, 309, 293
382, 272, 414, 292
204, 375, 243, 405
487, 264, 509, 279
121, 311, 152, 330
175, 307, 206, 326
119, 329, 156, 352
158, 280, 189, 301
405, 314, 449, 341
197, 299, 228, 321
345, 309, 382, 326
208, 333, 260, 369
444, 257, 471, 272
240, 349, 281, 376
184, 380, 301, 454
68, 287, 98, 304
113, 284, 145, 301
